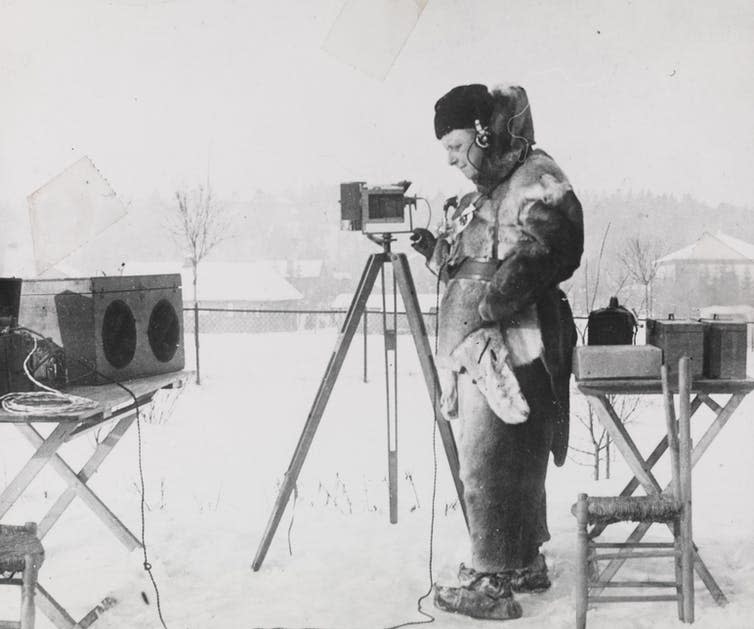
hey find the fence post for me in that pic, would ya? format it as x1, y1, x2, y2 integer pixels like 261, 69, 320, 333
194, 302, 201, 385
363, 310, 368, 383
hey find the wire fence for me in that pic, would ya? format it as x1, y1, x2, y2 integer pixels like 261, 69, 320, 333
181, 305, 603, 383
182, 305, 754, 384
181, 306, 618, 334
184, 306, 438, 335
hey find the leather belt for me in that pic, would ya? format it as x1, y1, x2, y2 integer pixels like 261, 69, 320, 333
450, 258, 500, 281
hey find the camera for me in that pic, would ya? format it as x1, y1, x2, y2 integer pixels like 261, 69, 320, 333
340, 181, 416, 234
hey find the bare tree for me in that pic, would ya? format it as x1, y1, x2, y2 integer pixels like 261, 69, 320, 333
570, 395, 641, 480
169, 184, 229, 303
571, 222, 637, 478
582, 223, 611, 317
619, 237, 665, 318
577, 223, 629, 320
168, 183, 230, 384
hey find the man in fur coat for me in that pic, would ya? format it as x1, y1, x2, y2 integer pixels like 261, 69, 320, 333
410, 83, 583, 620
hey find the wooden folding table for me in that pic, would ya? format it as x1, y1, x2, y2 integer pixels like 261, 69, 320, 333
0, 371, 187, 629
576, 376, 754, 606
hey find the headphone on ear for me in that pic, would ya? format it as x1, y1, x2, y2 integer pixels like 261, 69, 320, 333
474, 119, 490, 149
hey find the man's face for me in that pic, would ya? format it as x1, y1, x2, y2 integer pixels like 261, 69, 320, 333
441, 128, 484, 181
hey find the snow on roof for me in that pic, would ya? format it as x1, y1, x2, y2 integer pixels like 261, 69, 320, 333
291, 259, 324, 278
194, 261, 302, 302
34, 260, 303, 302
331, 292, 438, 312
123, 260, 302, 302
121, 261, 185, 275
658, 231, 754, 264
268, 259, 324, 278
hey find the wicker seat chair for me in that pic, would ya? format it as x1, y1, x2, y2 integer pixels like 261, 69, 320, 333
0, 522, 44, 629
574, 356, 694, 628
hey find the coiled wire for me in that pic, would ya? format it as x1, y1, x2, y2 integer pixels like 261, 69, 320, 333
0, 334, 99, 415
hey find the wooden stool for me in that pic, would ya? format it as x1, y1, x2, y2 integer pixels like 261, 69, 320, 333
574, 357, 694, 628
0, 522, 44, 629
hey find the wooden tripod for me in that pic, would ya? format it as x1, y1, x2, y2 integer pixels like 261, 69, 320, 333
252, 237, 467, 571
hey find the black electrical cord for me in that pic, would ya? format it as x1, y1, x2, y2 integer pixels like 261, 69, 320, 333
7, 326, 170, 629
414, 197, 434, 230
466, 141, 483, 174
384, 267, 445, 629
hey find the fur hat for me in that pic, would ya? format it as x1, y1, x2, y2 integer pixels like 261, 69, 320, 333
434, 84, 494, 139
481, 84, 536, 186
434, 83, 537, 189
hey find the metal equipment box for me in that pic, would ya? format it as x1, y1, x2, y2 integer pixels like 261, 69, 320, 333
573, 345, 662, 380
701, 319, 748, 379
587, 297, 637, 345
645, 317, 704, 377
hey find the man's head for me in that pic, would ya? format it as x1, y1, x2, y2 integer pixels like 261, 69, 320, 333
434, 83, 536, 188
434, 84, 494, 182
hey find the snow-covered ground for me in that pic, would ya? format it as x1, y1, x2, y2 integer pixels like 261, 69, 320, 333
2, 330, 754, 629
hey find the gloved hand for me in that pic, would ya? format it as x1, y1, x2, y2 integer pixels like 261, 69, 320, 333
410, 228, 436, 261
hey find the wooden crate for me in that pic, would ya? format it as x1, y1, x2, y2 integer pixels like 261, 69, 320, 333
702, 320, 748, 379
18, 274, 184, 385
573, 345, 662, 380
645, 318, 704, 377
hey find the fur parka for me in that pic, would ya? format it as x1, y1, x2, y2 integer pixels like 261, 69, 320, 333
434, 84, 583, 466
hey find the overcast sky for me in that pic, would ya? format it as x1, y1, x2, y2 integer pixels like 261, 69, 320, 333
2, 0, 753, 226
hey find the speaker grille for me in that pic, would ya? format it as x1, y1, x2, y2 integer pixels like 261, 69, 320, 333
102, 299, 136, 369
148, 298, 180, 363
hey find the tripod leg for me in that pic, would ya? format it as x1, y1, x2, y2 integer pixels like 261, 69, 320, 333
252, 253, 386, 570
380, 265, 399, 524
391, 253, 468, 529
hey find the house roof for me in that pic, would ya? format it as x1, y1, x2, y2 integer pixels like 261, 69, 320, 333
269, 259, 324, 278
42, 259, 304, 302
657, 231, 754, 264
122, 261, 303, 302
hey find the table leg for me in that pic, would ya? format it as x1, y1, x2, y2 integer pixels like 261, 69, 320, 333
585, 393, 744, 606
35, 583, 79, 629
16, 420, 141, 551
692, 393, 746, 465
0, 423, 77, 519
588, 396, 704, 539
35, 584, 117, 629
588, 395, 663, 494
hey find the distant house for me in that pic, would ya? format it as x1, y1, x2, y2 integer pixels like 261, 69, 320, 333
123, 260, 303, 333
122, 260, 301, 305
655, 232, 754, 317
269, 258, 340, 309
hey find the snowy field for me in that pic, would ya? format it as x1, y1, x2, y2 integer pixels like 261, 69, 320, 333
2, 330, 754, 629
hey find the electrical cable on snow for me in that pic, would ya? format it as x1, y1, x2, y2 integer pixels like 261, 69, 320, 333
383, 268, 445, 629
259, 267, 444, 629
131, 386, 170, 629
287, 483, 298, 556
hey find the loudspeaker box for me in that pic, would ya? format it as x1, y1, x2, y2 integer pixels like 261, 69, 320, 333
18, 274, 184, 385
